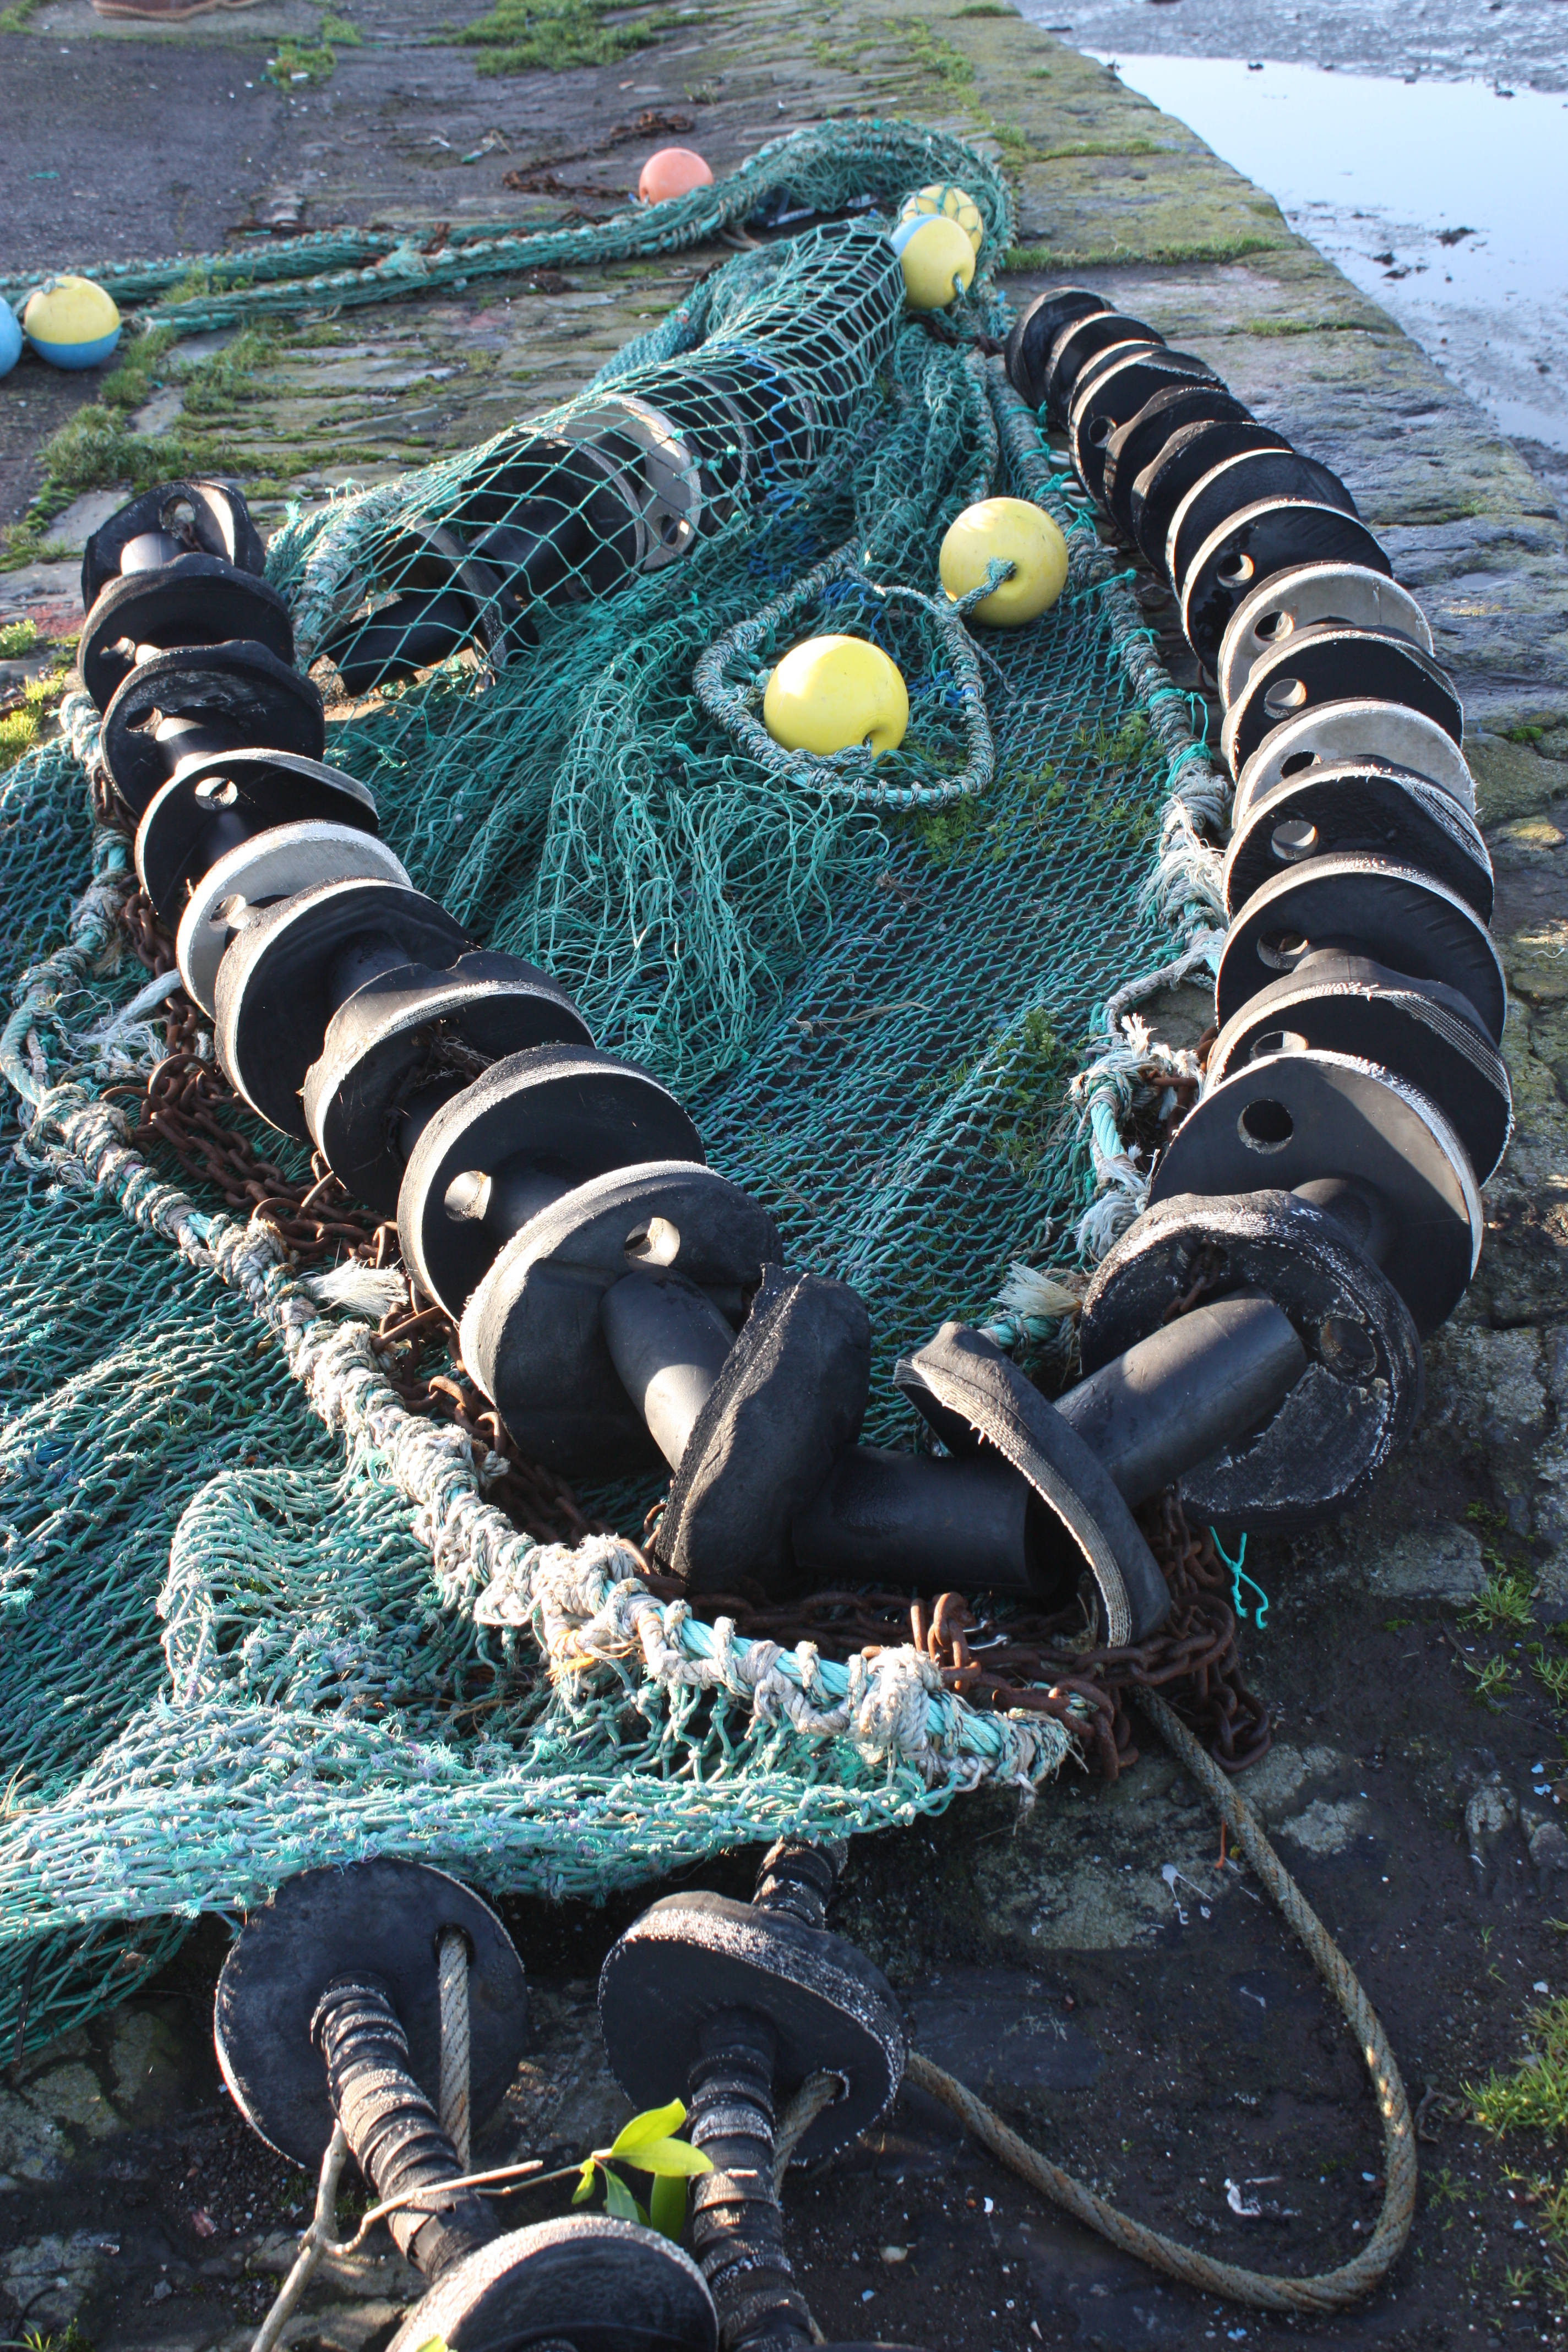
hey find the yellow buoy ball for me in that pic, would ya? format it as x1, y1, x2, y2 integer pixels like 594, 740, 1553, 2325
763, 635, 909, 759
896, 215, 976, 313
22, 275, 121, 370
939, 498, 1070, 627
897, 181, 985, 255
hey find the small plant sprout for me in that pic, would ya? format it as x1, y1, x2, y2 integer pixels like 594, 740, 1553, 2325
571, 2098, 713, 2236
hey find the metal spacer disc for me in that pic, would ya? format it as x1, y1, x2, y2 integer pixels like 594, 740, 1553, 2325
1005, 286, 1109, 410
398, 1044, 703, 1321
178, 823, 411, 1019
1182, 503, 1393, 672
1129, 418, 1292, 575
1214, 852, 1506, 1041
213, 1856, 525, 2171
1043, 311, 1163, 424
1101, 380, 1250, 539
214, 876, 467, 1139
385, 2218, 718, 2352
600, 1892, 905, 2167
137, 752, 378, 932
100, 641, 325, 820
1221, 624, 1462, 776
1151, 1046, 1482, 1334
81, 476, 265, 612
1079, 1188, 1422, 1534
1222, 762, 1493, 924
1206, 949, 1513, 1183
80, 556, 294, 712
304, 955, 592, 1216
1233, 694, 1477, 816
1168, 449, 1357, 601
459, 1160, 781, 1475
895, 1321, 1171, 1643
1068, 348, 1216, 507
1216, 560, 1433, 711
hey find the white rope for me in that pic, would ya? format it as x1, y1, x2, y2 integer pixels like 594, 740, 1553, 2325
437, 1926, 472, 2169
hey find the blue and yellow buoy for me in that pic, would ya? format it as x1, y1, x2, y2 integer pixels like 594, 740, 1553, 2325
0, 304, 23, 382
892, 214, 976, 312
897, 182, 986, 256
22, 276, 122, 371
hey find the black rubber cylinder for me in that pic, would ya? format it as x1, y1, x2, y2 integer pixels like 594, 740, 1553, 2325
600, 1270, 736, 1468
686, 2009, 813, 2352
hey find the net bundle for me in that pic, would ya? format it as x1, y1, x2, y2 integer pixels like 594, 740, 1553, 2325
0, 124, 1227, 2056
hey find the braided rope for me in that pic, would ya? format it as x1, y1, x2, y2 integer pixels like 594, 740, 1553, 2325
908, 1689, 1415, 2315
437, 1927, 473, 2170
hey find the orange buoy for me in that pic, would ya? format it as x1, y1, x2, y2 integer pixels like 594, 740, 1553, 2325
638, 146, 715, 203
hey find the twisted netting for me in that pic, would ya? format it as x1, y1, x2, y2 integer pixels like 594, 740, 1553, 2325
0, 137, 1229, 2051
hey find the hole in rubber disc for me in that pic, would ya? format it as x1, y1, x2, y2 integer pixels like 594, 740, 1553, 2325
1251, 609, 1288, 644
444, 1169, 491, 1223
1264, 676, 1309, 718
624, 1216, 680, 1268
1238, 1097, 1293, 1152
209, 894, 247, 928
1090, 413, 1114, 447
1257, 929, 1309, 970
1249, 1028, 1307, 1060
1280, 750, 1316, 777
1217, 554, 1255, 589
195, 777, 239, 807
1270, 818, 1318, 862
1319, 1315, 1378, 1378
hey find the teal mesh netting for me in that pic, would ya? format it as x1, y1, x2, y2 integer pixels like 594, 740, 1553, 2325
0, 124, 1223, 2057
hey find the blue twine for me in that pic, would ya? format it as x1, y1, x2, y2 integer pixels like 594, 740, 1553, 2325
1211, 1529, 1269, 1630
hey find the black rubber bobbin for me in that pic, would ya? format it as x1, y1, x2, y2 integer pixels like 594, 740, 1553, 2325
80, 554, 296, 711
100, 639, 327, 821
1004, 285, 1109, 410
1233, 695, 1476, 815
1182, 502, 1396, 672
80, 475, 265, 611
1221, 625, 1463, 776
383, 2217, 718, 2352
135, 748, 379, 934
1068, 346, 1218, 508
1215, 560, 1433, 712
178, 824, 413, 1020
1221, 761, 1494, 925
318, 519, 525, 694
1043, 309, 1164, 424
600, 1842, 912, 2352
1167, 447, 1358, 602
1100, 380, 1251, 540
1077, 1189, 1423, 1536
1129, 417, 1292, 574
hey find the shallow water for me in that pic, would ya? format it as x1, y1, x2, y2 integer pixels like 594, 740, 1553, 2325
1087, 53, 1568, 456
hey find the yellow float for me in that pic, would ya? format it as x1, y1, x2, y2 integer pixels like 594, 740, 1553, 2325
763, 635, 909, 757
894, 214, 976, 312
897, 181, 985, 255
939, 498, 1070, 627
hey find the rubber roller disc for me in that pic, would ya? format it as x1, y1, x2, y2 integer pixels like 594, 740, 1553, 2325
1216, 560, 1433, 711
80, 556, 294, 711
1205, 950, 1513, 1183
1234, 695, 1477, 816
1078, 1189, 1422, 1534
654, 1264, 870, 1599
460, 1160, 782, 1473
384, 2220, 718, 2352
1167, 449, 1358, 602
1068, 349, 1217, 508
178, 823, 411, 1019
1221, 624, 1462, 775
1130, 418, 1292, 574
1215, 852, 1506, 1041
1005, 286, 1109, 409
398, 1044, 703, 1320
1222, 762, 1493, 924
81, 476, 265, 612
1152, 1047, 1480, 1334
215, 876, 469, 1140
895, 1321, 1170, 1643
213, 1856, 525, 2170
101, 641, 325, 820
1101, 381, 1250, 539
1044, 311, 1163, 424
136, 750, 378, 930
1183, 502, 1395, 672
304, 954, 591, 1216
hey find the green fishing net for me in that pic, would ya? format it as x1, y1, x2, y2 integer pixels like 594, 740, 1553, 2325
0, 123, 1222, 2056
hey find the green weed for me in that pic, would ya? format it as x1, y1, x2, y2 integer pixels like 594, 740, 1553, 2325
456, 0, 674, 74
1464, 1571, 1537, 1632
1472, 1997, 1568, 2137
0, 618, 38, 657
265, 37, 337, 85
901, 19, 976, 84
1532, 1648, 1568, 1706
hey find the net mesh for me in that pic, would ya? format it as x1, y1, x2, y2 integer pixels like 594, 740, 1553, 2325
0, 125, 1223, 2057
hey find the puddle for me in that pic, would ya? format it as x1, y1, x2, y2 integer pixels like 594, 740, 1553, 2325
1088, 53, 1568, 454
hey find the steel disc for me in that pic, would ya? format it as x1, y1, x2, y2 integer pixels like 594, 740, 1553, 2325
1068, 349, 1216, 507
177, 823, 411, 1018
101, 641, 325, 819
1182, 502, 1394, 671
1217, 561, 1433, 711
1129, 418, 1292, 573
214, 876, 468, 1137
1078, 1188, 1422, 1532
1233, 695, 1477, 815
1168, 449, 1358, 601
1222, 762, 1493, 923
1221, 624, 1462, 774
1206, 949, 1513, 1182
1005, 286, 1108, 409
1101, 381, 1250, 538
1044, 311, 1163, 423
80, 556, 294, 711
136, 753, 378, 929
398, 1045, 704, 1320
1151, 1047, 1481, 1333
460, 1159, 781, 1472
1214, 852, 1506, 1039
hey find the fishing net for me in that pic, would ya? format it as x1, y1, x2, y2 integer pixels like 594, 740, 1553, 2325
0, 123, 1227, 2057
